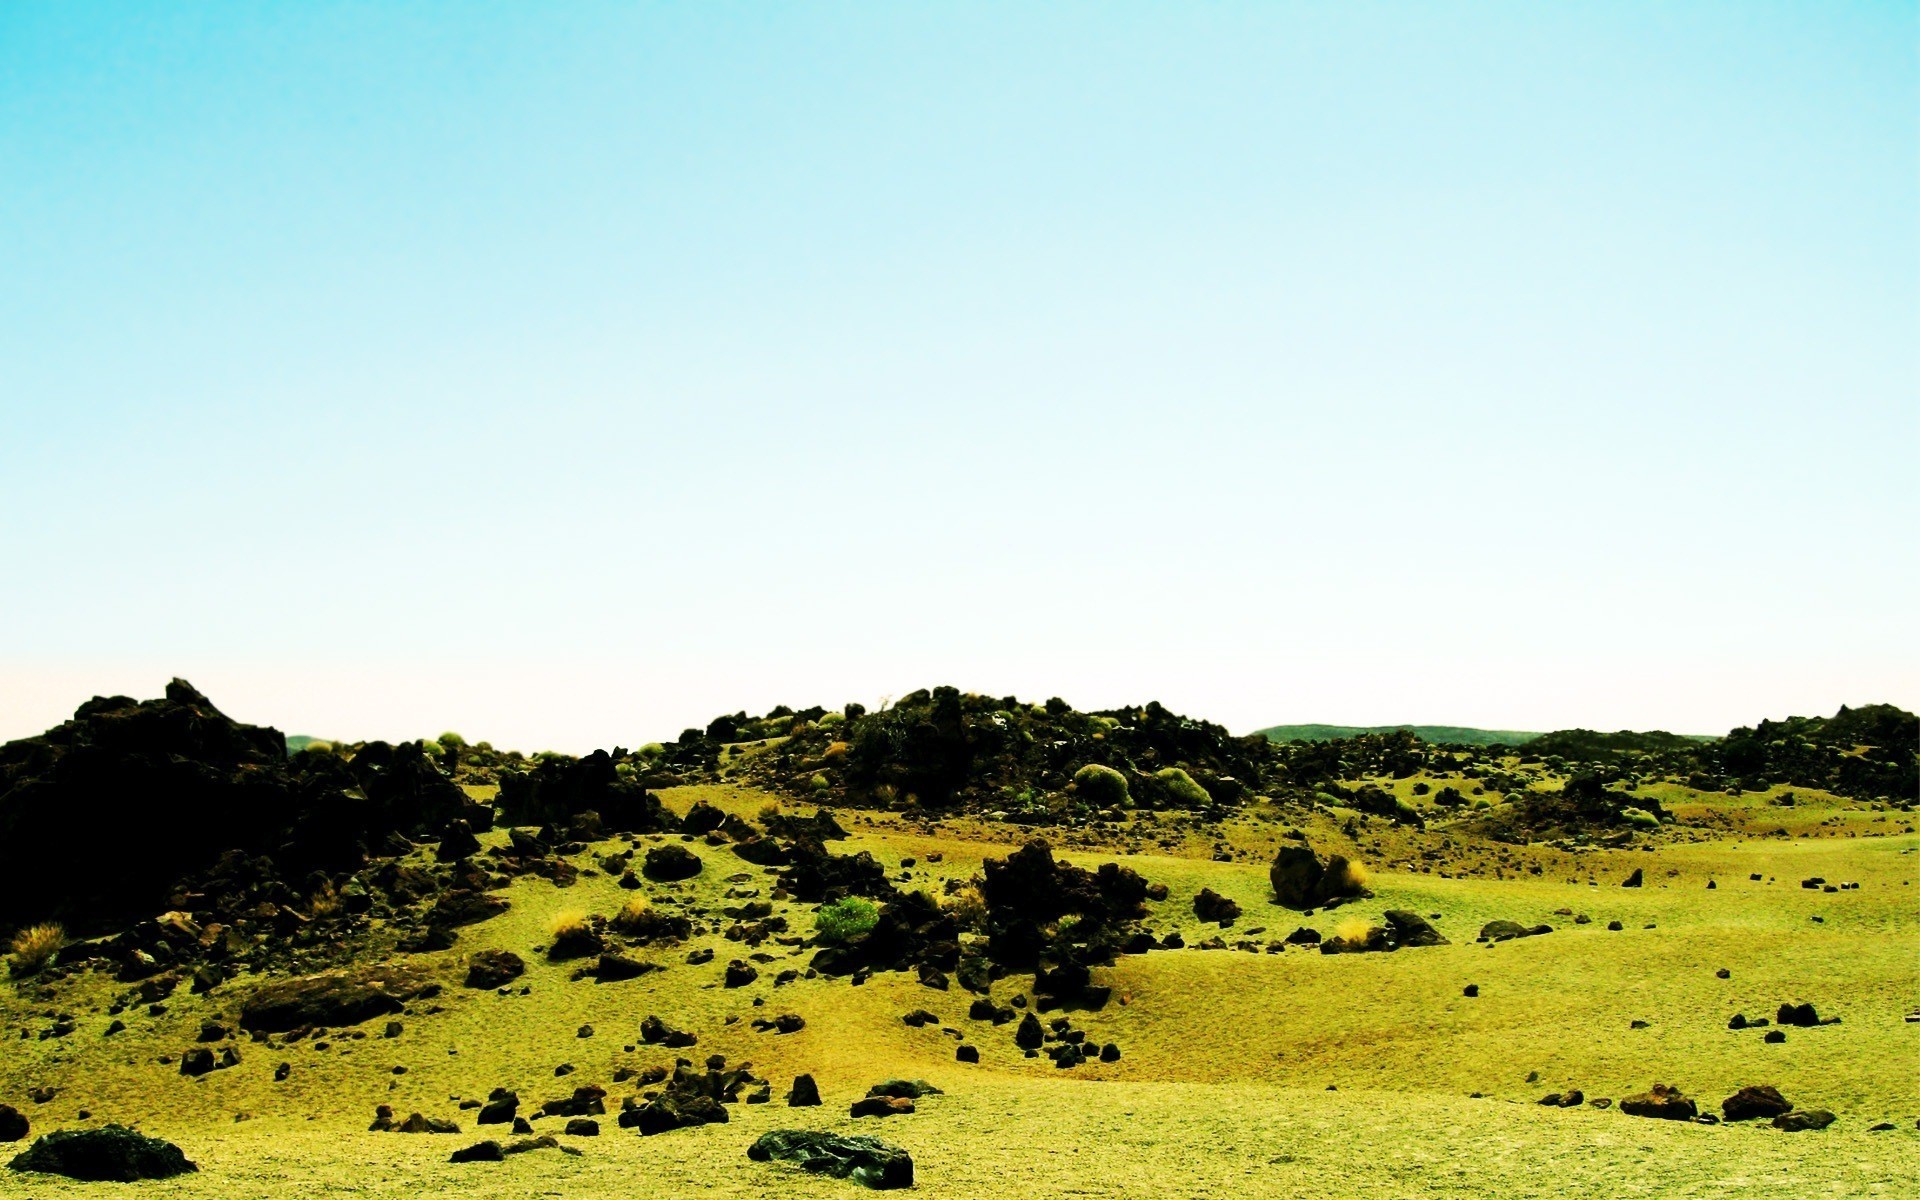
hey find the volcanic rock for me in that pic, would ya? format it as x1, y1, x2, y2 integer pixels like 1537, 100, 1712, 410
7, 1125, 197, 1181
748, 1130, 913, 1190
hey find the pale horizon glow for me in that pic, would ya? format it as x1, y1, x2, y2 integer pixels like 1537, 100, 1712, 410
2, 2, 1915, 752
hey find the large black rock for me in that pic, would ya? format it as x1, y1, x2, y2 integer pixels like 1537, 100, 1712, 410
748, 1130, 913, 1189
8, 1125, 197, 1181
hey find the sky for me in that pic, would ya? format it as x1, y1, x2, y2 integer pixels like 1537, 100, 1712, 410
1, 2, 1914, 752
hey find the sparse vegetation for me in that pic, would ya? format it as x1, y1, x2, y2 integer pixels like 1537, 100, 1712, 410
1155, 766, 1211, 807
8, 922, 66, 976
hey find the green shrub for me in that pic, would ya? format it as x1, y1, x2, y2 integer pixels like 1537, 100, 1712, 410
814, 897, 879, 945
638, 743, 666, 759
808, 772, 831, 793
1072, 763, 1130, 807
818, 711, 846, 727
437, 731, 467, 747
1155, 767, 1211, 808
1621, 807, 1662, 830
420, 740, 445, 759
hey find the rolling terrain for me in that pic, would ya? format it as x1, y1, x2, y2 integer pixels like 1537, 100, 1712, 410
2, 685, 1916, 1197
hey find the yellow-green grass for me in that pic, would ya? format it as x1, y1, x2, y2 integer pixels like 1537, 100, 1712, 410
4, 782, 1916, 1198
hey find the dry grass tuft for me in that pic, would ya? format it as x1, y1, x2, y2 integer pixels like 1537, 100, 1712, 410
612, 896, 652, 932
1332, 915, 1377, 944
942, 884, 988, 933
1336, 859, 1370, 891
548, 908, 592, 942
308, 881, 343, 920
9, 923, 67, 976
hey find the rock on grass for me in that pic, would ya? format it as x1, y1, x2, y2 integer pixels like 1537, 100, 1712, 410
8, 1126, 197, 1182
748, 1130, 913, 1189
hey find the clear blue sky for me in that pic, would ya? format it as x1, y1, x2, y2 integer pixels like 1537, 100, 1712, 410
2, 2, 1914, 750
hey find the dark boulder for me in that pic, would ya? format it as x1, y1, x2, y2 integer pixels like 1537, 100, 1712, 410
7, 1125, 197, 1181
464, 950, 525, 990
1772, 1109, 1834, 1132
1722, 1085, 1793, 1122
1381, 911, 1448, 947
1622, 868, 1644, 887
643, 845, 703, 882
1478, 920, 1550, 943
681, 801, 727, 835
448, 1140, 505, 1163
435, 819, 482, 862
239, 965, 434, 1033
0, 1106, 26, 1143
1620, 1084, 1697, 1121
850, 1096, 913, 1118
748, 1130, 913, 1190
787, 1074, 822, 1107
640, 1015, 697, 1048
1192, 888, 1241, 926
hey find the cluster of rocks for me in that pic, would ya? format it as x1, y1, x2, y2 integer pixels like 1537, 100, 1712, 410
619, 1055, 769, 1135
741, 687, 1273, 817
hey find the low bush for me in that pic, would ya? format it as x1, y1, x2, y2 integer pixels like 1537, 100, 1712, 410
1073, 763, 1130, 807
814, 896, 879, 945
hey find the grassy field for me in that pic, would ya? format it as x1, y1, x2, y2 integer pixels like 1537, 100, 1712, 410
4, 779, 1916, 1197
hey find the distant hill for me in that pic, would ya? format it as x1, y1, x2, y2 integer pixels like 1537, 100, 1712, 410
1254, 724, 1543, 746
284, 734, 324, 754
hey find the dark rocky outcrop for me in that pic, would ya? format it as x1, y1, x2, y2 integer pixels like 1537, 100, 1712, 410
239, 964, 435, 1033
7, 1126, 197, 1181
748, 1130, 913, 1189
494, 750, 672, 833
0, 681, 476, 932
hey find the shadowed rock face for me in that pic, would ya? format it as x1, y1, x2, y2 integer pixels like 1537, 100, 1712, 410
0, 680, 476, 932
7, 1126, 197, 1182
